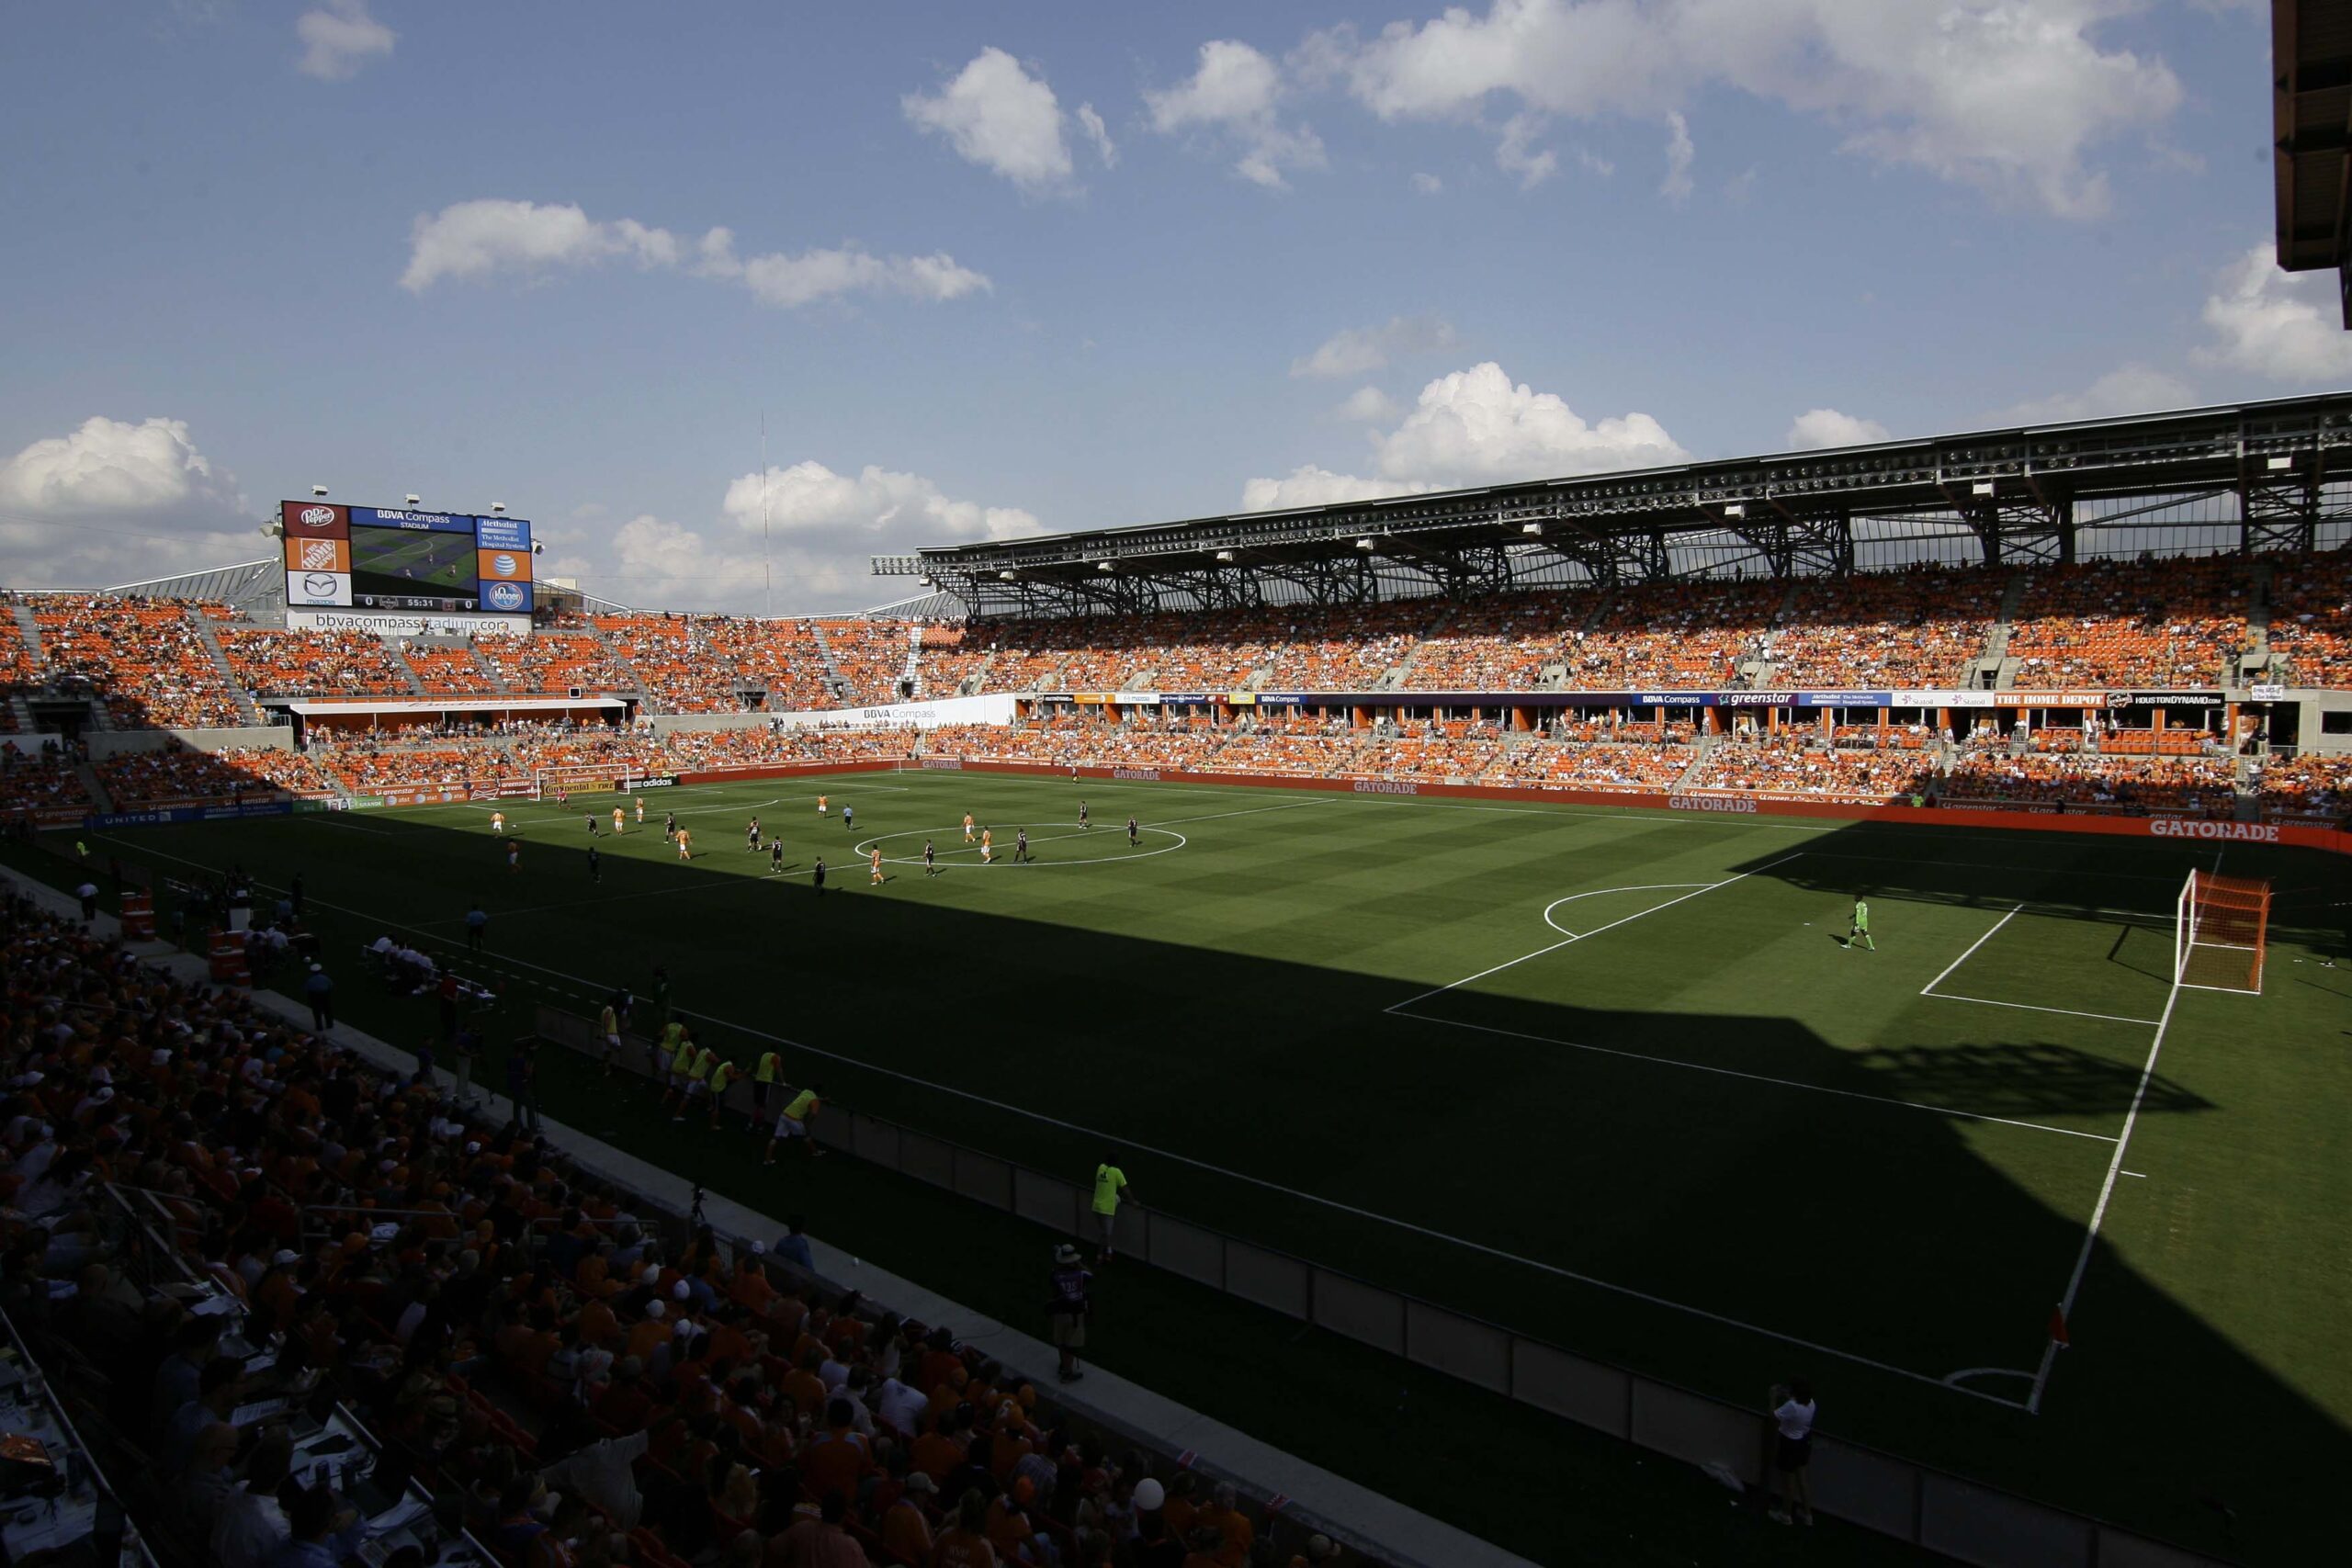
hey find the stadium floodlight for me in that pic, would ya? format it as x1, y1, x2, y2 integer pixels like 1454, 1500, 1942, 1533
1723, 502, 1745, 518
1971, 480, 1995, 496
311, 484, 329, 497
999, 570, 1018, 581
1354, 536, 1374, 550
1215, 549, 1235, 561
491, 502, 506, 513
1096, 560, 1114, 571
405, 493, 422, 505
2267, 455, 2293, 471
1521, 523, 1544, 536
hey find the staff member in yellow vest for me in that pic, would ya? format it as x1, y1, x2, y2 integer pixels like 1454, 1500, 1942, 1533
764, 1082, 825, 1166
599, 998, 623, 1077
653, 1019, 686, 1093
705, 1055, 740, 1131
750, 1051, 784, 1138
675, 1043, 718, 1122
660, 1026, 697, 1110
1091, 1159, 1131, 1259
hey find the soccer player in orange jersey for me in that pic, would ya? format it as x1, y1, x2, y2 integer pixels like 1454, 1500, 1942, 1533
675, 828, 693, 862
869, 846, 884, 886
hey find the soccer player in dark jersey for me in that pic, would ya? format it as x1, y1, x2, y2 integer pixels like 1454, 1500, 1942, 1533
923, 839, 937, 876
812, 856, 827, 895
586, 844, 601, 883
746, 816, 762, 852
1078, 800, 1090, 829
663, 810, 677, 840
769, 840, 786, 874
1126, 816, 1140, 848
1013, 828, 1033, 863
584, 813, 596, 835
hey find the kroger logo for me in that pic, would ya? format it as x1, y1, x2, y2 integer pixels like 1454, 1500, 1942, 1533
490, 552, 518, 577
486, 581, 526, 612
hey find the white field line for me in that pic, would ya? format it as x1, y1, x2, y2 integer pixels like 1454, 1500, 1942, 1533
1922, 994, 2162, 1028
2027, 963, 2188, 1415
1385, 852, 1804, 1015
1920, 905, 2022, 998
85, 830, 2018, 1408
1392, 1011, 2118, 1144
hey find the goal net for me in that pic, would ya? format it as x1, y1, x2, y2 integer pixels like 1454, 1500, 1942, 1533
2175, 870, 2271, 994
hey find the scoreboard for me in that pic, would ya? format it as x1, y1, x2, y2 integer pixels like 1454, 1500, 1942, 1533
280, 501, 535, 617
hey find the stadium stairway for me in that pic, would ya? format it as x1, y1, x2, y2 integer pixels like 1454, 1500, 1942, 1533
385, 640, 429, 695
807, 620, 855, 705
0, 863, 1542, 1568
579, 619, 650, 701
74, 759, 113, 812
896, 622, 921, 696
11, 603, 45, 673
187, 609, 264, 725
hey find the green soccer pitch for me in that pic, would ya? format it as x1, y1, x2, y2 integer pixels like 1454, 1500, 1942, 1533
49, 770, 2352, 1559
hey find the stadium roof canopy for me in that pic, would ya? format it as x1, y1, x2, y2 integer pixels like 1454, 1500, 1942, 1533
894, 392, 2352, 620
2275, 0, 2352, 323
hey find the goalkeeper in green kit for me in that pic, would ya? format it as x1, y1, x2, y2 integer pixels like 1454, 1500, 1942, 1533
1845, 895, 1875, 951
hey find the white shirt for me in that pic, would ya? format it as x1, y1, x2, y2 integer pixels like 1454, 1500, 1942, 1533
211, 1490, 288, 1568
874, 1377, 927, 1435
1773, 1397, 1815, 1442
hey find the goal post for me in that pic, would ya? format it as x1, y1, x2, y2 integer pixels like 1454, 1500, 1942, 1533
2175, 870, 2271, 995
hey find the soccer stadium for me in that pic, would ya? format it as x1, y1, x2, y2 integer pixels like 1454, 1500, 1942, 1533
6, 7, 2351, 1568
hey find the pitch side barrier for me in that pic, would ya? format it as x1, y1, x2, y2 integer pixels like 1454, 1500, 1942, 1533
534, 1000, 2232, 1568
659, 759, 2352, 858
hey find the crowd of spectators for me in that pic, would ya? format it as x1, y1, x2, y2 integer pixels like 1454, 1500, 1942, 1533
0, 749, 92, 815
0, 885, 1350, 1568
2253, 752, 2352, 820
1492, 741, 1697, 792
28, 596, 245, 728
1567, 580, 1783, 689
219, 629, 413, 699
2266, 554, 2352, 687
404, 645, 503, 695
820, 623, 914, 706
1939, 752, 2237, 813
1396, 593, 1589, 691
94, 746, 334, 807
1683, 736, 1933, 800
2006, 558, 2248, 689
1766, 567, 2001, 687
478, 634, 633, 702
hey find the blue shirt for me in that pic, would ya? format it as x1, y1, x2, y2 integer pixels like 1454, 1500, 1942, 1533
303, 971, 332, 998
775, 1234, 814, 1270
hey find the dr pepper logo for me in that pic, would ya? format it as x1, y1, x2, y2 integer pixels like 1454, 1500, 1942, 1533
281, 501, 347, 534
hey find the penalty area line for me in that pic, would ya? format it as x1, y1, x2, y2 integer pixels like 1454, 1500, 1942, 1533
85, 830, 2008, 1408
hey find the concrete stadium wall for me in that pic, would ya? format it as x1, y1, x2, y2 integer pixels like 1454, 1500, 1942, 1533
529, 999, 2225, 1568
643, 713, 775, 737
85, 726, 291, 759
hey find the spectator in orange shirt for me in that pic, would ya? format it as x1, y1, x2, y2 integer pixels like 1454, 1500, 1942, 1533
622, 1299, 669, 1363
910, 1408, 967, 1483
1198, 1483, 1252, 1567
797, 1398, 873, 1506
928, 1488, 998, 1568
780, 1345, 829, 1419
880, 1470, 936, 1563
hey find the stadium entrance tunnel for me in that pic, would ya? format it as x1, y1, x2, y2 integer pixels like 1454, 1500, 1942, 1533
23, 792, 2352, 1563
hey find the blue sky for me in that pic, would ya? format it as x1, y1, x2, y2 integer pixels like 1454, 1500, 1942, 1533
1, 0, 2344, 612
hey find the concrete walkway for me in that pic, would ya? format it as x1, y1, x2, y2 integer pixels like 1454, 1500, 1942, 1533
6, 869, 1537, 1568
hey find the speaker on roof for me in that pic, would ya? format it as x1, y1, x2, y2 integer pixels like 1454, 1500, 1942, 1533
570, 686, 582, 700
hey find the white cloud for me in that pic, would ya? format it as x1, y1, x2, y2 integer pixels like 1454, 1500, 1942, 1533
400, 198, 988, 309
1372, 361, 1688, 483
2194, 243, 2352, 381
1290, 314, 1460, 378
1312, 0, 2181, 218
0, 416, 255, 587
1996, 364, 2194, 424
572, 462, 1046, 614
1247, 361, 1687, 508
1660, 109, 1694, 202
1076, 103, 1118, 167
1337, 386, 1401, 422
295, 0, 392, 81
1147, 39, 1326, 188
1496, 113, 1557, 188
1785, 407, 1890, 448
1410, 171, 1443, 195
902, 48, 1075, 192
1241, 466, 1431, 512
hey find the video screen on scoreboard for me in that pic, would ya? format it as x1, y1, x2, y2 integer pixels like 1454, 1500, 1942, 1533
350, 523, 480, 610
279, 502, 534, 615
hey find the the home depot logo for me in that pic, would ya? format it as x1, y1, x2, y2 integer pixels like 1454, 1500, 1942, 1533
299, 539, 338, 570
